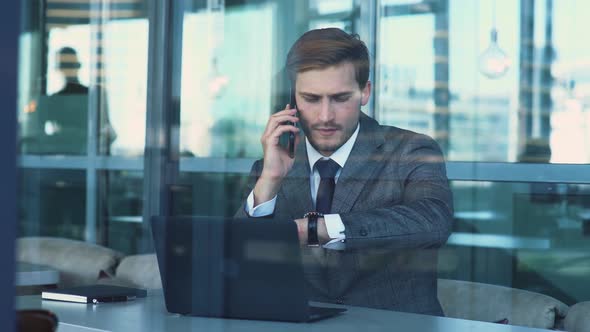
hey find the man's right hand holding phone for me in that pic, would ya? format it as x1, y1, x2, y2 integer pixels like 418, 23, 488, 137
252, 104, 300, 206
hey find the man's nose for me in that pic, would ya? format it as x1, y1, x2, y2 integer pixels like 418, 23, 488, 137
318, 99, 334, 123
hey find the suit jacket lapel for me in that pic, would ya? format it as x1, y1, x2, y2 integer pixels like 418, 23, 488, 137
331, 113, 386, 214
325, 114, 387, 298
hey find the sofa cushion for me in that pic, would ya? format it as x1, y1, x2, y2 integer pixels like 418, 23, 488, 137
438, 279, 568, 329
564, 301, 590, 332
114, 254, 162, 289
17, 237, 123, 288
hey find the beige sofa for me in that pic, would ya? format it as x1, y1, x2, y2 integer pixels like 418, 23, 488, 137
17, 237, 123, 288
16, 237, 590, 331
438, 278, 569, 330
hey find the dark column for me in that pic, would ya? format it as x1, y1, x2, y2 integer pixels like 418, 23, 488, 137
434, 0, 450, 155
518, 0, 535, 154
539, 0, 554, 140
142, 0, 185, 252
0, 0, 20, 330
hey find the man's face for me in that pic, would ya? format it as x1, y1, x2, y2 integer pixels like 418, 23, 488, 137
295, 61, 371, 156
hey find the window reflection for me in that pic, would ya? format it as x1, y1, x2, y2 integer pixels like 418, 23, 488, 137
180, 3, 273, 158
310, 0, 353, 15
101, 171, 144, 254
17, 0, 149, 249
19, 169, 86, 240
20, 2, 149, 157
446, 180, 590, 304
377, 0, 590, 163
13, 0, 590, 328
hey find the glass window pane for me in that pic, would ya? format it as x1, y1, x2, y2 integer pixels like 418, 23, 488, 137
13, 0, 590, 329
101, 170, 144, 254
310, 0, 354, 15
17, 0, 149, 290
447, 0, 519, 162
19, 169, 86, 240
172, 172, 248, 217
377, 14, 435, 134
377, 0, 590, 164
179, 3, 276, 158
178, 1, 358, 158
445, 180, 590, 304
101, 19, 149, 157
381, 0, 424, 5
19, 1, 148, 157
548, 1, 590, 163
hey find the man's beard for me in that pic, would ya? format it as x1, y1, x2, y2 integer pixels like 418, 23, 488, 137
300, 116, 354, 155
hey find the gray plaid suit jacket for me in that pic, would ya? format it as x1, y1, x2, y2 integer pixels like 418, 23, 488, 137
235, 112, 453, 316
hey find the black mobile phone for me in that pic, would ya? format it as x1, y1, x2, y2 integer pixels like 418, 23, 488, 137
288, 87, 297, 158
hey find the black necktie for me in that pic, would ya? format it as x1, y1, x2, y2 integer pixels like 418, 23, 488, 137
315, 158, 341, 214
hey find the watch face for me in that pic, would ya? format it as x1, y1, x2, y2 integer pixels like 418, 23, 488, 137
303, 211, 323, 219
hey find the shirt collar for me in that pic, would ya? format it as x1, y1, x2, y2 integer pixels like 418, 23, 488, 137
306, 123, 360, 171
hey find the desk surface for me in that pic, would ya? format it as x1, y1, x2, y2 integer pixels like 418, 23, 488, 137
16, 262, 59, 287
17, 291, 550, 332
447, 232, 551, 250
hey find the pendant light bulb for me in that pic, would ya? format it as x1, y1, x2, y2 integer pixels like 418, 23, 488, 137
479, 29, 511, 79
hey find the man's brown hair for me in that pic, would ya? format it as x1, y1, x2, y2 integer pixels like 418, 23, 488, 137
286, 28, 370, 89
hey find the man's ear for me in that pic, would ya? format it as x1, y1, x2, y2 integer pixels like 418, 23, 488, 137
361, 80, 371, 106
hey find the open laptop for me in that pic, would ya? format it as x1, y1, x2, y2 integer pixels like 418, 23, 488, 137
150, 216, 346, 322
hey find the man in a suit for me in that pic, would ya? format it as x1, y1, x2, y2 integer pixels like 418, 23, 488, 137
55, 47, 88, 95
53, 46, 116, 153
235, 28, 453, 316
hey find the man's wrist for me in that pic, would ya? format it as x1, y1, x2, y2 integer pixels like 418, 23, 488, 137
316, 217, 330, 244
253, 175, 282, 206
246, 191, 276, 217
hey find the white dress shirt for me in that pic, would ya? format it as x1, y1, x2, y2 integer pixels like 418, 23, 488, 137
245, 124, 360, 250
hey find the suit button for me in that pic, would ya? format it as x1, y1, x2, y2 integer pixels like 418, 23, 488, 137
360, 229, 368, 236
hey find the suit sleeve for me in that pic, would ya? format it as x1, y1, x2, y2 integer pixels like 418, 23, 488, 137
234, 159, 269, 218
340, 134, 454, 251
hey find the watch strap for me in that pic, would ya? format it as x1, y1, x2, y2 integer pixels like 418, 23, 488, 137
304, 212, 323, 246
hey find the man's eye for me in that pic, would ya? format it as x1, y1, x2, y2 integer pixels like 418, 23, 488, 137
334, 96, 350, 102
304, 97, 319, 103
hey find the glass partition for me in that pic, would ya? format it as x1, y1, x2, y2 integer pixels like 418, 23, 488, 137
14, 0, 590, 329
19, 169, 86, 240
17, 0, 148, 244
179, 1, 274, 158
443, 180, 590, 304
377, 0, 590, 163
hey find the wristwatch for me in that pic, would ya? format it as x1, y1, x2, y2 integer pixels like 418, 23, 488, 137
303, 212, 323, 246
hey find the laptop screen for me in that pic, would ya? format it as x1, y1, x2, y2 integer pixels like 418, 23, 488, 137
151, 216, 312, 322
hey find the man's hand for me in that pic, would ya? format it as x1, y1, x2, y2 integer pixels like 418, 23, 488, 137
253, 105, 300, 205
293, 217, 330, 246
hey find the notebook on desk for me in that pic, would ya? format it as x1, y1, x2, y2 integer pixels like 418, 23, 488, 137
150, 216, 346, 322
42, 285, 147, 304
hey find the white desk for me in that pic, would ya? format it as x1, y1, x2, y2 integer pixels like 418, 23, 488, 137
17, 291, 550, 332
454, 211, 505, 222
16, 262, 59, 287
447, 232, 551, 250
